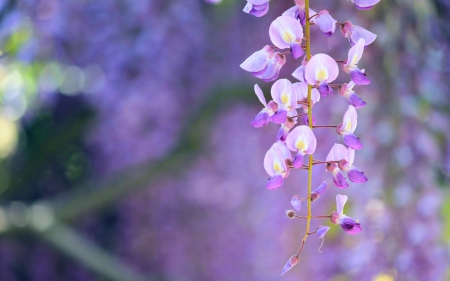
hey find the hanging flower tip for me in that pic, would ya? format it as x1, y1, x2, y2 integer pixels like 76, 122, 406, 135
281, 255, 300, 276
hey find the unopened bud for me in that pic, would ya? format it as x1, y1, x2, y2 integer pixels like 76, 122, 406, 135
330, 211, 339, 224
310, 192, 319, 201
281, 254, 300, 276
285, 210, 296, 219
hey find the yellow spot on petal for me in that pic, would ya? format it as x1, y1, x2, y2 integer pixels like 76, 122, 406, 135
282, 32, 294, 43
372, 274, 394, 281
351, 53, 359, 66
296, 140, 306, 151
281, 93, 289, 105
316, 68, 328, 82
345, 121, 352, 132
273, 162, 283, 173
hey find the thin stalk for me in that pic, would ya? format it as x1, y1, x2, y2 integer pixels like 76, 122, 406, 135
298, 0, 313, 256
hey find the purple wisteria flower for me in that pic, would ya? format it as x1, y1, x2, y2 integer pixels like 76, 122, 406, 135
264, 141, 292, 190
343, 38, 370, 85
338, 147, 368, 183
304, 54, 339, 97
311, 10, 337, 37
251, 84, 278, 128
337, 105, 363, 150
316, 226, 330, 238
339, 81, 366, 109
331, 194, 362, 234
285, 125, 317, 168
240, 45, 286, 82
270, 79, 297, 124
281, 254, 299, 276
243, 0, 270, 17
269, 16, 304, 59
310, 181, 327, 201
326, 144, 349, 188
341, 21, 377, 47
351, 0, 380, 10
282, 0, 309, 25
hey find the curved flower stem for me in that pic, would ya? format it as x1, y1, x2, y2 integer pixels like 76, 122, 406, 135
298, 0, 313, 257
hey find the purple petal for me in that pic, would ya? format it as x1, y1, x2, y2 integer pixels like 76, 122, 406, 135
313, 11, 337, 37
247, 0, 269, 4
340, 216, 362, 234
251, 111, 270, 128
314, 181, 327, 195
302, 115, 316, 126
318, 82, 333, 97
347, 167, 368, 183
292, 152, 304, 168
343, 133, 363, 150
298, 7, 306, 25
350, 25, 377, 47
255, 53, 286, 82
290, 42, 304, 60
291, 195, 302, 211
316, 226, 330, 239
347, 92, 366, 109
249, 3, 269, 17
281, 255, 299, 276
350, 69, 371, 85
276, 125, 290, 142
285, 125, 317, 154
352, 0, 380, 10
304, 53, 339, 85
333, 171, 349, 189
240, 46, 272, 72
292, 65, 305, 82
336, 194, 348, 214
271, 109, 288, 124
326, 143, 348, 162
269, 16, 303, 49
266, 175, 284, 190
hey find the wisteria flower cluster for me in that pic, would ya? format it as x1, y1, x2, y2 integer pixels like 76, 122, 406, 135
240, 0, 379, 276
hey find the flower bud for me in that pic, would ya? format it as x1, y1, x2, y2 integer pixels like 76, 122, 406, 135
330, 211, 339, 224
285, 210, 296, 219
281, 254, 300, 276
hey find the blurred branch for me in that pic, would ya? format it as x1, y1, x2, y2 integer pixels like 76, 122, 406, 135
51, 83, 255, 221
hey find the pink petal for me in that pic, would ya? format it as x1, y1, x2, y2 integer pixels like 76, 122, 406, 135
292, 65, 305, 82
336, 194, 348, 215
272, 141, 293, 162
341, 105, 357, 133
313, 10, 337, 36
271, 79, 296, 109
240, 46, 272, 72
285, 125, 317, 154
254, 84, 267, 106
304, 54, 339, 85
350, 25, 377, 46
263, 148, 278, 176
269, 16, 303, 49
326, 143, 348, 162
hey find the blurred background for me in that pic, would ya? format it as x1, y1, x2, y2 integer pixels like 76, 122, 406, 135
0, 0, 448, 280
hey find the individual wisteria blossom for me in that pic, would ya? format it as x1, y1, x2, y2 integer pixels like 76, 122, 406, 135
243, 0, 270, 17
341, 21, 377, 46
339, 81, 366, 109
291, 195, 302, 211
285, 125, 316, 168
331, 194, 362, 234
251, 84, 278, 127
277, 109, 297, 142
271, 79, 297, 124
310, 10, 337, 37
326, 144, 349, 188
281, 255, 299, 276
351, 0, 380, 10
338, 147, 368, 183
282, 0, 309, 26
240, 45, 286, 82
264, 141, 292, 190
342, 38, 370, 85
304, 54, 339, 97
337, 105, 363, 150
316, 225, 331, 252
310, 181, 327, 201
292, 56, 307, 82
269, 16, 304, 59
292, 81, 320, 126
